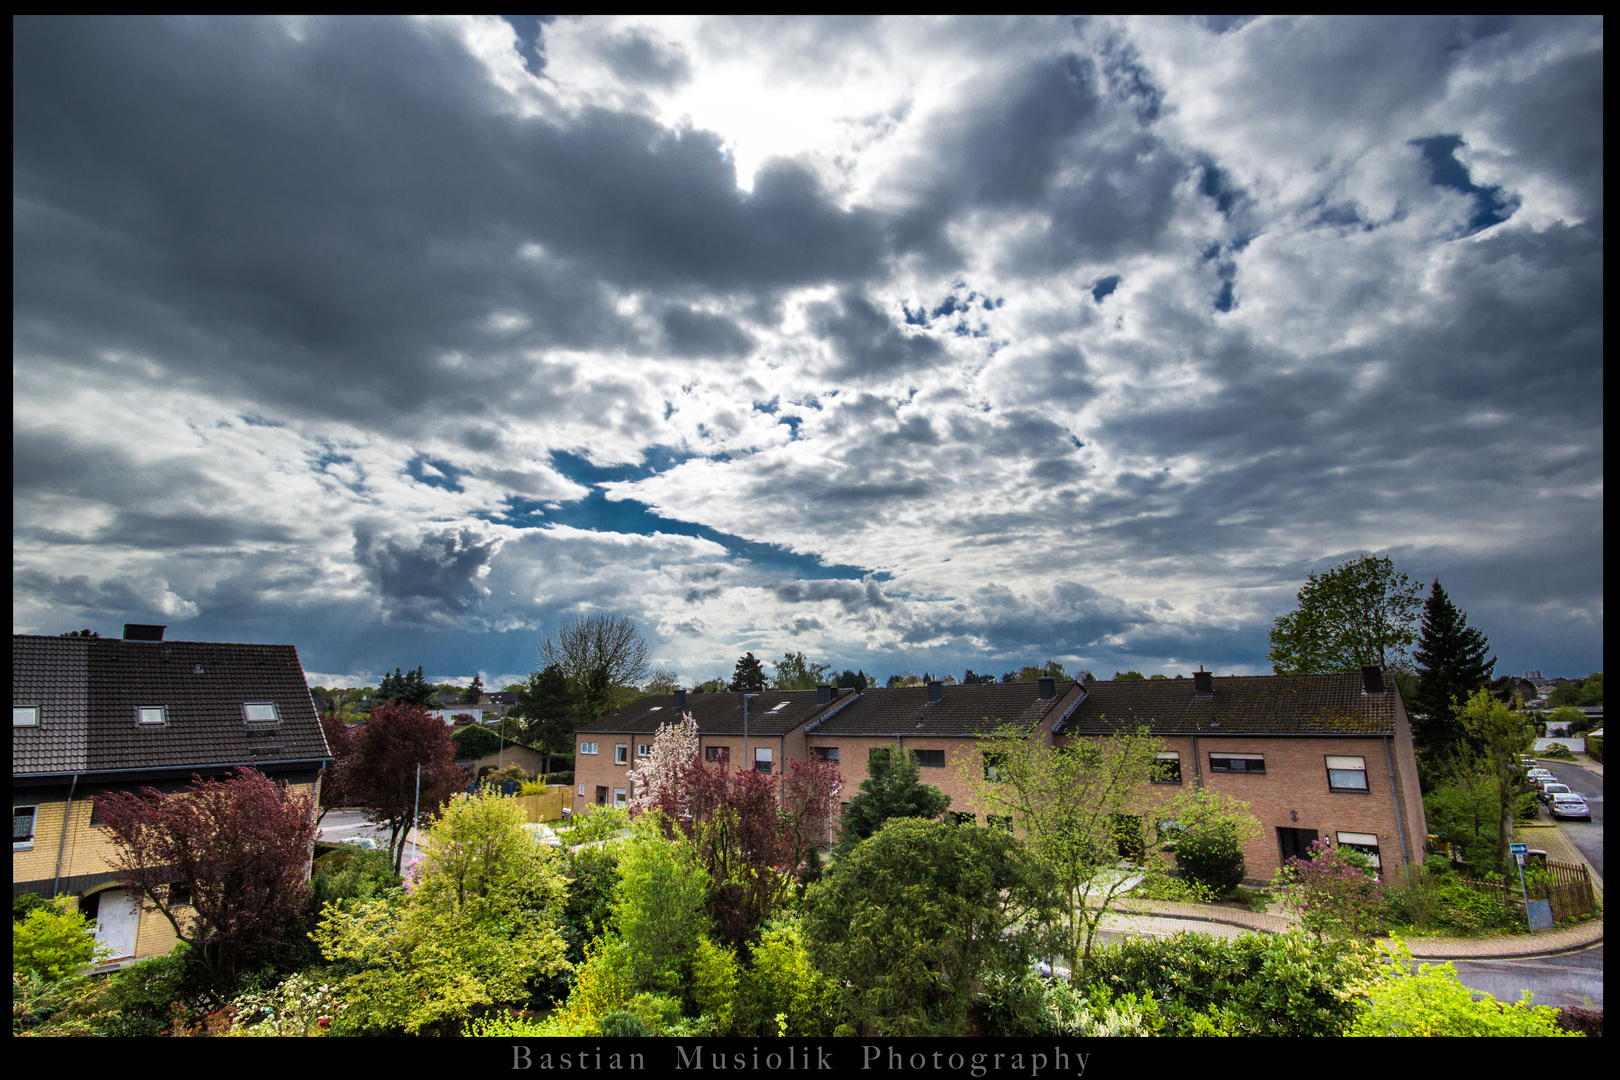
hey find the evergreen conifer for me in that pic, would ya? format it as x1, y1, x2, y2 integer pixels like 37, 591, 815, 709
1410, 580, 1496, 773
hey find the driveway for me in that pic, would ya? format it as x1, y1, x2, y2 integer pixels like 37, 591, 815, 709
1536, 759, 1603, 880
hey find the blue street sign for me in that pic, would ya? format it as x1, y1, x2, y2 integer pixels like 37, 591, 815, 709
1510, 842, 1529, 855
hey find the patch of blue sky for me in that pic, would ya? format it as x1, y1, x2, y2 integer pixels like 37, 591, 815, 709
406, 454, 467, 492
484, 450, 877, 581
1411, 134, 1519, 235
1090, 275, 1120, 302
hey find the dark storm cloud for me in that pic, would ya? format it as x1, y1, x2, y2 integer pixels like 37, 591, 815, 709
352, 521, 503, 619
808, 293, 944, 378
661, 307, 755, 358
765, 578, 895, 615
12, 16, 885, 427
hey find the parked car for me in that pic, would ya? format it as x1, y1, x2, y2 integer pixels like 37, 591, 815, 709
1550, 793, 1592, 821
1538, 782, 1573, 804
1527, 768, 1555, 783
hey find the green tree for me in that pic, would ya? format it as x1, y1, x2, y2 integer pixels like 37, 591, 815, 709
315, 792, 569, 1034
1268, 554, 1424, 674
515, 663, 573, 773
730, 652, 767, 693
540, 613, 653, 700
835, 669, 873, 690
12, 901, 110, 981
966, 727, 1236, 973
451, 723, 502, 760
1169, 787, 1263, 894
1576, 673, 1603, 706
611, 815, 710, 995
1454, 688, 1533, 873
1409, 581, 1496, 775
834, 745, 950, 854
803, 818, 1054, 1036
377, 665, 433, 706
1422, 764, 1503, 877
460, 675, 485, 705
772, 651, 831, 691
1113, 671, 1146, 681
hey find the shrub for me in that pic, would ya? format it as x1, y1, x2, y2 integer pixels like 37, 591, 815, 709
1174, 830, 1247, 894
545, 771, 575, 786
1349, 944, 1577, 1036
1555, 1006, 1602, 1038
599, 1009, 649, 1037
983, 970, 1163, 1037
1541, 743, 1574, 760
1429, 880, 1516, 935
1272, 839, 1388, 938
12, 892, 51, 923
1081, 930, 1383, 1037
12, 970, 114, 1036
733, 919, 841, 1037
230, 971, 348, 1036
1130, 873, 1220, 904
12, 900, 110, 981
311, 845, 402, 909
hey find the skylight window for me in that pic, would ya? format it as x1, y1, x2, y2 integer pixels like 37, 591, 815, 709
648, 706, 663, 712
136, 706, 167, 726
13, 706, 40, 727
243, 703, 279, 724
768, 702, 789, 713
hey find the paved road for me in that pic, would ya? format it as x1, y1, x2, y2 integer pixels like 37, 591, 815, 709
317, 808, 413, 852
1538, 760, 1603, 880
1449, 945, 1604, 1008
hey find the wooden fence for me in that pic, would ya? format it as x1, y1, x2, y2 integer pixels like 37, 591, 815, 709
1454, 859, 1596, 922
510, 786, 569, 824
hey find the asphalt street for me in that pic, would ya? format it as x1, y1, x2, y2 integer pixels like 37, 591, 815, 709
1448, 945, 1604, 1008
1538, 759, 1603, 880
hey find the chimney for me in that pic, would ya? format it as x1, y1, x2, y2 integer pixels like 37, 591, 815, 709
122, 624, 166, 641
1037, 676, 1056, 700
1361, 666, 1386, 694
1193, 669, 1213, 696
816, 684, 833, 705
926, 681, 944, 703
673, 688, 687, 709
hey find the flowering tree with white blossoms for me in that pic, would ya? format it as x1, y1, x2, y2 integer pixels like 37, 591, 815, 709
627, 710, 700, 815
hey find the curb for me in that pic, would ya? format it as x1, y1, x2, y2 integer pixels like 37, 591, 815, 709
1114, 904, 1604, 961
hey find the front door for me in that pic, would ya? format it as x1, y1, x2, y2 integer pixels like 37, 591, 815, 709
595, 786, 608, 806
1277, 827, 1319, 865
92, 888, 140, 962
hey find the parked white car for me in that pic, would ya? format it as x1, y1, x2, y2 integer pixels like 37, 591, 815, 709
1537, 782, 1573, 804
1550, 793, 1592, 822
1527, 768, 1555, 783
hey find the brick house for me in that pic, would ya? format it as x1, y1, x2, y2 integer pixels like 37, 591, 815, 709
575, 667, 1427, 882
573, 686, 858, 809
12, 626, 331, 966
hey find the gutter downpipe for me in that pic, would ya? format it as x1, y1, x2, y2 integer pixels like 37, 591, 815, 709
1190, 735, 1202, 789
1384, 736, 1412, 886
52, 773, 80, 899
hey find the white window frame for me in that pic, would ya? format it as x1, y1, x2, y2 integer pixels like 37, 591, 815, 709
615, 744, 629, 765
1336, 831, 1381, 869
704, 745, 730, 763
1152, 751, 1182, 784
636, 743, 652, 758
1326, 755, 1369, 792
613, 787, 628, 808
13, 706, 40, 728
810, 746, 839, 763
136, 706, 167, 726
243, 702, 280, 724
579, 742, 599, 755
14, 805, 39, 849
754, 746, 773, 774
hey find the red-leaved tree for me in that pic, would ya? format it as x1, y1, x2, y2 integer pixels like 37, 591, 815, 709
317, 713, 354, 826
338, 700, 464, 872
95, 768, 317, 992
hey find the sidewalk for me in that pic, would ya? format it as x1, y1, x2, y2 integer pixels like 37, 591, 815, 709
1109, 896, 1604, 960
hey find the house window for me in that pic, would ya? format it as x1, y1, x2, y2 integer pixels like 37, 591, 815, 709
912, 749, 946, 768
1326, 755, 1369, 792
613, 788, 628, 808
1336, 831, 1382, 870
1152, 752, 1182, 784
1156, 819, 1184, 848
951, 812, 976, 825
754, 747, 773, 775
243, 703, 279, 724
704, 745, 730, 763
636, 743, 652, 758
983, 751, 1009, 783
13, 706, 40, 727
579, 742, 598, 755
13, 806, 37, 848
615, 745, 629, 765
768, 701, 790, 713
136, 706, 167, 726
987, 815, 1013, 832
1209, 753, 1265, 774
810, 746, 839, 763
577, 785, 585, 797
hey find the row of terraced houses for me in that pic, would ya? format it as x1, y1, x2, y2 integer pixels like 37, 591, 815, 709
15, 626, 1428, 968
575, 669, 1429, 882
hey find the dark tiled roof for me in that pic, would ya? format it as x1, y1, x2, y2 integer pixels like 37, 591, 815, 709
809, 681, 1082, 738
13, 635, 332, 777
579, 689, 858, 737
1055, 673, 1398, 737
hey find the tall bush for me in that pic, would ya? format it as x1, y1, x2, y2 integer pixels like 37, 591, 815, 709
12, 900, 110, 980
1273, 838, 1388, 938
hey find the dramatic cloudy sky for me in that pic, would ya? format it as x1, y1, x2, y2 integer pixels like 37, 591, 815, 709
13, 16, 1604, 688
